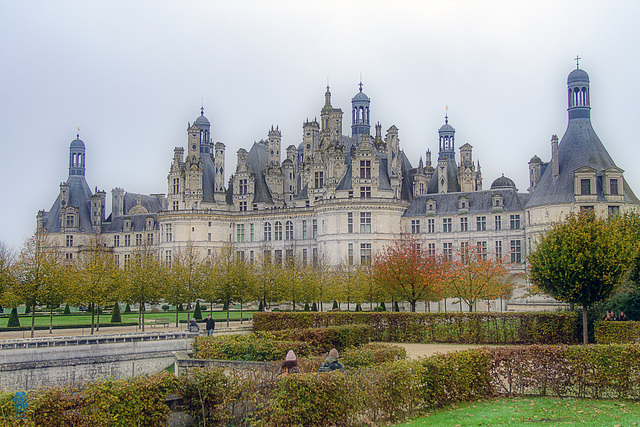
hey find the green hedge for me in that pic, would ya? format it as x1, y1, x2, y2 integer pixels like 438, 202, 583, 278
0, 322, 138, 333
194, 334, 312, 361
260, 324, 373, 353
594, 321, 640, 344
253, 312, 581, 344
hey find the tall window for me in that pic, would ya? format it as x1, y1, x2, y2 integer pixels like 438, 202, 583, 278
165, 224, 172, 242
360, 243, 372, 265
411, 219, 421, 234
274, 221, 282, 240
360, 212, 372, 233
427, 218, 435, 233
609, 205, 620, 217
359, 160, 371, 179
275, 250, 282, 266
135, 233, 142, 246
581, 179, 591, 195
237, 224, 245, 242
172, 178, 179, 194
125, 254, 131, 268
495, 241, 503, 261
66, 215, 74, 228
315, 171, 324, 188
312, 248, 318, 266
173, 201, 179, 211
113, 235, 120, 247
302, 220, 307, 239
494, 215, 502, 230
285, 249, 293, 266
510, 240, 522, 263
510, 215, 521, 230
285, 221, 293, 240
460, 217, 468, 232
239, 179, 248, 195
610, 179, 619, 195
302, 248, 307, 266
250, 223, 254, 241
443, 242, 453, 260
460, 242, 469, 264
360, 186, 371, 198
312, 220, 318, 239
428, 243, 435, 255
476, 216, 486, 231
66, 235, 73, 247
124, 234, 131, 246
477, 241, 487, 260
239, 201, 247, 211
347, 212, 353, 233
348, 243, 354, 265
147, 233, 153, 244
443, 218, 452, 232
264, 222, 272, 241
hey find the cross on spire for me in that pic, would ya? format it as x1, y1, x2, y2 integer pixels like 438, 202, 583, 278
359, 73, 363, 92
575, 55, 581, 69
77, 126, 80, 138
445, 105, 449, 124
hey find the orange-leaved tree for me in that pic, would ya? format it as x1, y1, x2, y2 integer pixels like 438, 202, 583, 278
446, 242, 510, 312
373, 234, 448, 312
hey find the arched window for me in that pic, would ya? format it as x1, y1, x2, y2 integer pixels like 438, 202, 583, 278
264, 222, 272, 241
275, 221, 282, 240
285, 221, 294, 240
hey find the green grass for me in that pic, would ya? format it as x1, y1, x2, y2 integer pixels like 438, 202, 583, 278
398, 397, 640, 426
2, 310, 256, 328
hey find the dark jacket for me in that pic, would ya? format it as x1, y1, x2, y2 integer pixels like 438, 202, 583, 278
205, 317, 216, 330
318, 356, 344, 373
188, 320, 200, 333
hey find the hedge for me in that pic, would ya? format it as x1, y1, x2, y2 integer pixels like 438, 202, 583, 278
194, 334, 313, 361
260, 324, 373, 353
253, 311, 581, 344
0, 322, 138, 333
594, 320, 640, 344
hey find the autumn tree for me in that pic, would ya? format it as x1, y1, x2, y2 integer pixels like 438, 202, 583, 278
11, 231, 67, 337
250, 248, 285, 310
209, 244, 253, 326
165, 243, 206, 326
372, 234, 448, 312
0, 242, 16, 308
446, 243, 510, 312
528, 211, 638, 344
122, 244, 164, 332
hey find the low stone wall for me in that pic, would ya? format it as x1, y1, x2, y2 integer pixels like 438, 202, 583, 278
173, 351, 277, 377
0, 332, 197, 392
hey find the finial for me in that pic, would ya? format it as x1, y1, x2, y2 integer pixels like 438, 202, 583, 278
359, 73, 363, 92
445, 106, 449, 124
77, 126, 80, 138
575, 55, 581, 69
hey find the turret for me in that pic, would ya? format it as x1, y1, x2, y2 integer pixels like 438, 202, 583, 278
268, 126, 282, 166
90, 190, 106, 227
214, 142, 226, 198
112, 187, 124, 218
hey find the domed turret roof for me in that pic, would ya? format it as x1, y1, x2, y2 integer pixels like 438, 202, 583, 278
568, 68, 589, 84
70, 135, 85, 149
529, 155, 542, 164
439, 121, 455, 133
352, 82, 370, 102
491, 174, 517, 190
194, 107, 210, 126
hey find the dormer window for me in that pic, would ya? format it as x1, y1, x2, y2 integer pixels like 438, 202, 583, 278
146, 217, 154, 230
603, 166, 624, 200
124, 218, 132, 232
426, 199, 436, 213
458, 196, 469, 213
574, 166, 597, 199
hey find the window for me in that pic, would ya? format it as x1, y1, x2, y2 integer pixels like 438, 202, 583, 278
348, 243, 354, 265
239, 201, 247, 211
494, 215, 502, 230
347, 213, 353, 233
237, 251, 245, 261
263, 250, 271, 264
510, 240, 522, 264
264, 222, 272, 241
135, 234, 142, 246
360, 243, 372, 265
147, 233, 153, 244
315, 171, 324, 188
610, 179, 619, 195
285, 221, 293, 240
581, 179, 591, 195
443, 218, 452, 232
249, 251, 254, 264
460, 217, 468, 232
124, 234, 131, 246
113, 235, 120, 247
427, 219, 435, 233
411, 219, 421, 234
285, 249, 293, 266
239, 179, 248, 195
360, 186, 372, 198
460, 242, 469, 264
164, 251, 171, 266
312, 248, 318, 266
125, 254, 131, 268
428, 243, 436, 255
443, 242, 453, 261
66, 215, 75, 228
173, 201, 179, 210
609, 205, 620, 217
172, 178, 179, 194
250, 223, 254, 241
237, 224, 245, 242
476, 216, 486, 231
66, 235, 73, 247
510, 215, 521, 230
275, 222, 282, 240
275, 250, 282, 266
114, 254, 119, 266
65, 253, 73, 260
359, 160, 371, 179
302, 220, 307, 239
360, 212, 372, 233
312, 220, 318, 239
495, 241, 503, 261
208, 232, 211, 241
302, 248, 308, 266
477, 241, 487, 260
165, 224, 172, 242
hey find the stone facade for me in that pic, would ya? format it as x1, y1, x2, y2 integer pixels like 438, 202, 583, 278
37, 67, 639, 287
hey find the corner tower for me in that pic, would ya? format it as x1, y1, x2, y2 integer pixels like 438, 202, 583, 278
351, 81, 371, 137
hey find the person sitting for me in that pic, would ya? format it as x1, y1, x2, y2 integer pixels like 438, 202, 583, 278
318, 348, 345, 373
619, 311, 629, 321
278, 350, 301, 377
188, 318, 200, 333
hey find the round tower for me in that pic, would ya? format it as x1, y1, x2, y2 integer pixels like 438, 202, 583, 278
194, 107, 212, 154
438, 111, 455, 161
69, 133, 86, 177
567, 58, 590, 120
351, 81, 371, 137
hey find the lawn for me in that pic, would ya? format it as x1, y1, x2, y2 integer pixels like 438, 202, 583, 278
398, 397, 640, 426
1, 310, 256, 328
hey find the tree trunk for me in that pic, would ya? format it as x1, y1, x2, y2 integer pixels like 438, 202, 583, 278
31, 302, 35, 338
138, 304, 141, 329
49, 307, 53, 334
240, 302, 243, 325
141, 303, 145, 332
96, 306, 100, 331
582, 306, 589, 345
410, 301, 416, 312
175, 304, 179, 328
226, 301, 230, 328
91, 303, 96, 335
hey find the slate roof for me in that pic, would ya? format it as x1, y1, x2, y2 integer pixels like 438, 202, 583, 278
426, 157, 460, 194
403, 188, 530, 217
42, 175, 94, 233
246, 142, 273, 204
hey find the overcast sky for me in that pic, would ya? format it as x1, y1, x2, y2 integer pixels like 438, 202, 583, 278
2, 0, 639, 250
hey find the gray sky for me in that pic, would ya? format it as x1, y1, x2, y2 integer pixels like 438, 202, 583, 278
2, 0, 639, 250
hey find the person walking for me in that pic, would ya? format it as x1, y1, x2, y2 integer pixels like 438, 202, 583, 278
205, 314, 216, 336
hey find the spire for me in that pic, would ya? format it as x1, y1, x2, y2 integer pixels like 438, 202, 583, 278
359, 72, 363, 92
445, 105, 448, 124
575, 54, 581, 69
324, 83, 331, 107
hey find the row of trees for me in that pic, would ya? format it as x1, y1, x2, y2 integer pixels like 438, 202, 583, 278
0, 231, 516, 337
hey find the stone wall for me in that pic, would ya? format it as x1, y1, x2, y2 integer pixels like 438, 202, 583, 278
0, 332, 197, 392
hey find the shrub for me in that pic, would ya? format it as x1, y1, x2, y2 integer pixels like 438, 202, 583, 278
162, 304, 170, 312
595, 320, 640, 344
380, 302, 387, 311
110, 303, 122, 323
263, 325, 373, 354
64, 304, 71, 315
340, 343, 407, 369
332, 301, 339, 310
7, 307, 20, 327
312, 302, 318, 312
194, 301, 202, 320
194, 335, 312, 361
124, 303, 131, 313
304, 303, 310, 312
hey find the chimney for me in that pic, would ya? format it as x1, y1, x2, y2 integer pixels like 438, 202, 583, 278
551, 135, 559, 180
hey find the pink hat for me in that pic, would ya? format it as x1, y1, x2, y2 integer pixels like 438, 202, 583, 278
285, 350, 297, 361
329, 348, 339, 359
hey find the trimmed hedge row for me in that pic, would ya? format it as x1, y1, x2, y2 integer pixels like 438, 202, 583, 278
260, 324, 373, 353
253, 312, 581, 344
0, 322, 139, 333
594, 320, 640, 344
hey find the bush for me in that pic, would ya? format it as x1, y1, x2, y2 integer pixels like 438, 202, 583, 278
194, 335, 312, 361
595, 320, 640, 344
312, 302, 318, 312
194, 301, 202, 320
332, 301, 339, 310
64, 304, 71, 315
263, 325, 373, 354
380, 302, 387, 311
161, 304, 170, 312
111, 303, 122, 323
304, 303, 310, 312
340, 343, 407, 369
124, 303, 131, 314
7, 307, 20, 327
